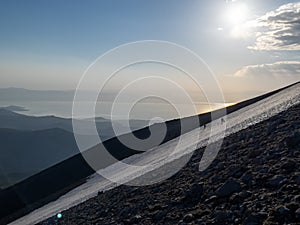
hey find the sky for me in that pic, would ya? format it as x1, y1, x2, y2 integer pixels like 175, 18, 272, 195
0, 0, 300, 103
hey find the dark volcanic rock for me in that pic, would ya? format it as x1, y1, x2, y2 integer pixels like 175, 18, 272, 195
39, 103, 300, 225
268, 175, 287, 188
285, 132, 300, 148
277, 206, 290, 216
243, 212, 267, 225
182, 183, 203, 204
213, 210, 230, 222
295, 208, 300, 219
215, 179, 242, 197
183, 213, 194, 223
281, 159, 296, 173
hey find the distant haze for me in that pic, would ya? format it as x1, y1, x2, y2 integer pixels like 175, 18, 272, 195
0, 0, 299, 103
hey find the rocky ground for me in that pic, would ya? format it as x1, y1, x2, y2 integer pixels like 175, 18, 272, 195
40, 103, 300, 225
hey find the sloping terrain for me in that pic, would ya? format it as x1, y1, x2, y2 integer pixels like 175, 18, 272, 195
40, 96, 300, 225
7, 82, 300, 225
0, 128, 79, 188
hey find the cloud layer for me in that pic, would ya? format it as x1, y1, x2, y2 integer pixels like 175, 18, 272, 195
234, 61, 300, 76
250, 2, 300, 51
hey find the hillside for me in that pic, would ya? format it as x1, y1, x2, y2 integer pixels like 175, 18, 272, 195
4, 82, 300, 225
0, 128, 79, 188
39, 97, 300, 225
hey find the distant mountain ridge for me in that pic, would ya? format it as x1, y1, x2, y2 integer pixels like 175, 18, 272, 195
0, 108, 74, 131
0, 108, 122, 138
0, 105, 28, 112
0, 109, 149, 188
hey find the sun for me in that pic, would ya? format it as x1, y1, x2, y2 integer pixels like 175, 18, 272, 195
222, 2, 251, 38
226, 2, 249, 25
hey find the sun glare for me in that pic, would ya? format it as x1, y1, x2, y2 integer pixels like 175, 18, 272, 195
226, 3, 249, 25
223, 2, 251, 38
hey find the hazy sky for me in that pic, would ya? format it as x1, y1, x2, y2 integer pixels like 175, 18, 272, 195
0, 0, 299, 102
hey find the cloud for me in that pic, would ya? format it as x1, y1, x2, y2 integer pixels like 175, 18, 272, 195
249, 2, 300, 51
234, 61, 300, 76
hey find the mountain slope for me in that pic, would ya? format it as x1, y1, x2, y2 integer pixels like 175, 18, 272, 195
2, 82, 300, 225
39, 97, 300, 225
0, 128, 79, 188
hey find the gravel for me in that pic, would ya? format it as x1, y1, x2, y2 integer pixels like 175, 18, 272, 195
40, 103, 300, 225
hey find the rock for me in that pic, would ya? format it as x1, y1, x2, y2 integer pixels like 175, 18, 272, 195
204, 195, 218, 203
216, 162, 225, 170
213, 210, 229, 222
268, 175, 286, 188
295, 208, 300, 219
241, 172, 253, 186
227, 145, 237, 152
239, 190, 252, 199
118, 207, 131, 218
285, 202, 299, 212
182, 183, 203, 204
248, 150, 260, 158
295, 174, 300, 185
253, 158, 263, 165
267, 123, 277, 135
243, 212, 267, 225
258, 167, 269, 174
281, 160, 296, 173
154, 210, 167, 221
130, 215, 142, 223
216, 179, 242, 197
285, 132, 300, 148
183, 213, 194, 223
278, 206, 290, 216
230, 193, 243, 204
188, 183, 203, 197
293, 195, 300, 202
230, 166, 245, 178
39, 104, 300, 225
257, 211, 268, 219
